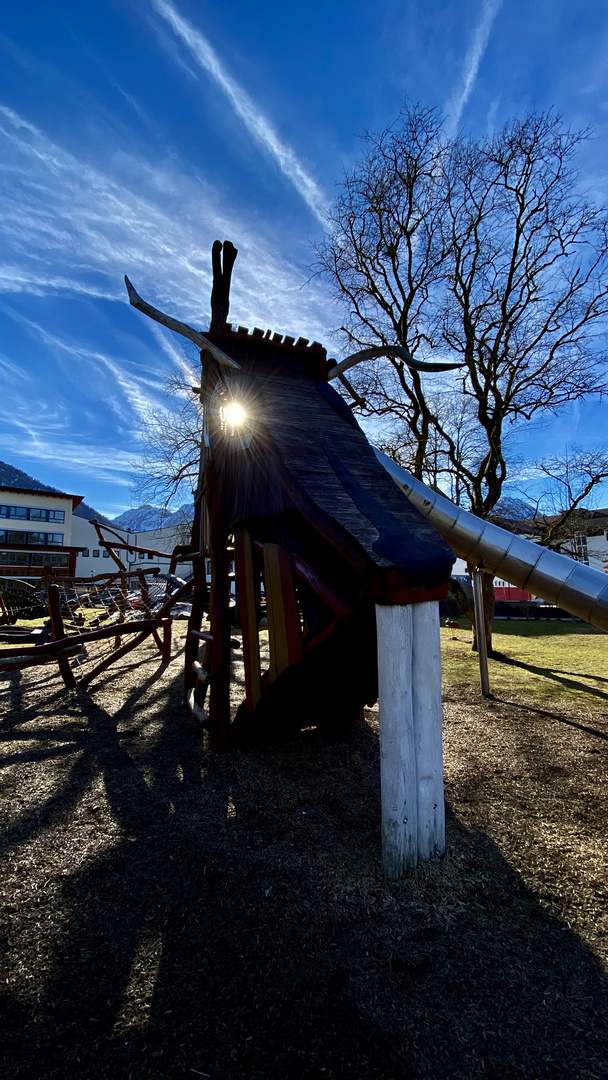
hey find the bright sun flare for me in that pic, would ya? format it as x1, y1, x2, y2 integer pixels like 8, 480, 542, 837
223, 401, 247, 429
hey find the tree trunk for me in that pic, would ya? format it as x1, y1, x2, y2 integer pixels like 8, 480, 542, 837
470, 569, 496, 657
448, 571, 496, 656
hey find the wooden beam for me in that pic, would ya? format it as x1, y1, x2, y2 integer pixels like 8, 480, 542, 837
47, 584, 77, 689
472, 568, 491, 698
412, 601, 445, 861
161, 617, 172, 663
234, 529, 261, 712
77, 629, 153, 687
262, 544, 303, 684
0, 644, 83, 673
207, 464, 231, 753
184, 500, 207, 700
376, 604, 417, 876
124, 276, 240, 369
376, 601, 445, 877
0, 618, 170, 659
92, 520, 126, 571
326, 345, 463, 381
291, 554, 354, 618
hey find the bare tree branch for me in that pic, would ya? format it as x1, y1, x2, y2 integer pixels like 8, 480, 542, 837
315, 103, 608, 650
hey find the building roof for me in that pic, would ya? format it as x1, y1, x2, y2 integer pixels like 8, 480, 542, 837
0, 485, 84, 510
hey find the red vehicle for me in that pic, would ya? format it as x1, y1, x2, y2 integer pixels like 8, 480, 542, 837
494, 582, 533, 602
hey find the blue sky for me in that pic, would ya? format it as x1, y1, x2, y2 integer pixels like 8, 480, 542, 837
1, 0, 608, 516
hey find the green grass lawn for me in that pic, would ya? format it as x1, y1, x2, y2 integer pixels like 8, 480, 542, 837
441, 619, 608, 711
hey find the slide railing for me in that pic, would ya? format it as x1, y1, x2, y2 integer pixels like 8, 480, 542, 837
376, 449, 608, 634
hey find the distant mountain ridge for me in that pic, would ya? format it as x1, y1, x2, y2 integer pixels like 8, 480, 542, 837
0, 460, 195, 533
112, 503, 195, 532
0, 461, 114, 527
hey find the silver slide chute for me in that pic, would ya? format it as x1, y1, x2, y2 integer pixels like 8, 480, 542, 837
376, 449, 608, 634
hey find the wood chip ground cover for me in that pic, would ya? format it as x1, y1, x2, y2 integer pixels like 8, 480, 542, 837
1, 624, 608, 1079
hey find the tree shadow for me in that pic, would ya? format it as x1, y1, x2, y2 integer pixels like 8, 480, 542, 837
2, 669, 608, 1079
496, 653, 608, 703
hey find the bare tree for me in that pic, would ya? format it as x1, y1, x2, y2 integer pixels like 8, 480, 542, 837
316, 105, 608, 652
134, 361, 202, 507
522, 445, 608, 553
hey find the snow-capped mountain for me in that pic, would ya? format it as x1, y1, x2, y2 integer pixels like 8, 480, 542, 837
111, 503, 195, 532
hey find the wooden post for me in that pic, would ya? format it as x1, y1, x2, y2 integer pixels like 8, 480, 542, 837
376, 603, 418, 877
161, 617, 172, 664
411, 601, 445, 861
377, 601, 445, 877
137, 570, 152, 617
207, 464, 231, 753
184, 500, 206, 701
233, 529, 261, 712
472, 568, 491, 698
262, 544, 303, 683
47, 583, 77, 689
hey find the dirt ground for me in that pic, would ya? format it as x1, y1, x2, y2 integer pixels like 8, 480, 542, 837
1, 625, 608, 1080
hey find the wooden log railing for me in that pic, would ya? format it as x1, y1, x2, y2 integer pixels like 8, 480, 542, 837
0, 576, 193, 686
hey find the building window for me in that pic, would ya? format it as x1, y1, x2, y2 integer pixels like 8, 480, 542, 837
0, 505, 67, 523
81, 548, 89, 557
0, 530, 26, 545
148, 553, 154, 560
27, 531, 47, 546
93, 549, 100, 558
103, 550, 110, 558
46, 533, 63, 546
31, 552, 69, 568
50, 554, 69, 567
0, 551, 28, 565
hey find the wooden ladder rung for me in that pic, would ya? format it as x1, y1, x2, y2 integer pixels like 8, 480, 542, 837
188, 630, 240, 649
192, 659, 210, 682
186, 688, 209, 727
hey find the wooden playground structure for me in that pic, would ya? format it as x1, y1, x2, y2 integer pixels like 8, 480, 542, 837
5, 242, 608, 884
0, 520, 194, 687
125, 240, 459, 877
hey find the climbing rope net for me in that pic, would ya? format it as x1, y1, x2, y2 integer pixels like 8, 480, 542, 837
34, 568, 175, 682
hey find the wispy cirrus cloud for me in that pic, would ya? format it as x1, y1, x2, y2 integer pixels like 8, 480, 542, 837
445, 0, 504, 134
0, 303, 168, 428
150, 0, 329, 225
0, 428, 136, 486
0, 104, 333, 342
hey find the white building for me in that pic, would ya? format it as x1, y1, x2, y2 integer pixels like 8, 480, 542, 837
0, 486, 82, 583
0, 484, 196, 588
71, 516, 130, 577
123, 522, 195, 579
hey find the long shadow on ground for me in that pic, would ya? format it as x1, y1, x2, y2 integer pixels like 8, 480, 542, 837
497, 653, 608, 703
1, 663, 608, 1080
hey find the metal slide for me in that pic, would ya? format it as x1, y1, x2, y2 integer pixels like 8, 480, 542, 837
376, 449, 608, 634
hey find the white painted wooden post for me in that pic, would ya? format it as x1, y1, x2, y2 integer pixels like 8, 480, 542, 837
376, 600, 445, 877
376, 604, 418, 876
412, 601, 445, 860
